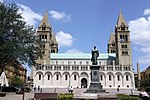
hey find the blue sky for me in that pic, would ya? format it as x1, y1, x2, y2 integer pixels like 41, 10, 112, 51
1, 0, 150, 75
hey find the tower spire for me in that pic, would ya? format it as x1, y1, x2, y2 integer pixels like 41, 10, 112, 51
108, 32, 115, 44
116, 10, 127, 27
39, 12, 51, 28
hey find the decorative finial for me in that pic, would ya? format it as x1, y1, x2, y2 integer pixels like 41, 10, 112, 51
119, 8, 122, 14
137, 60, 139, 65
45, 10, 48, 15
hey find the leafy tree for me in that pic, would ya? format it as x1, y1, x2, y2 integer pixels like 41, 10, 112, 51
140, 78, 150, 89
10, 76, 24, 86
0, 2, 42, 72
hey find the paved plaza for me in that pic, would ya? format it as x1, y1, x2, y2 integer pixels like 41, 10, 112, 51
0, 88, 140, 100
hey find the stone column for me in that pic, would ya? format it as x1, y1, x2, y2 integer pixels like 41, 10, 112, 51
105, 76, 106, 87
122, 76, 124, 87
113, 76, 115, 87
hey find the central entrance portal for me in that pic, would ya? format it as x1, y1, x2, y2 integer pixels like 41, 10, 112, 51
81, 78, 87, 88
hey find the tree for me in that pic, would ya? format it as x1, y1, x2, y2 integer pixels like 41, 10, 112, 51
0, 2, 43, 72
140, 78, 150, 89
10, 76, 24, 86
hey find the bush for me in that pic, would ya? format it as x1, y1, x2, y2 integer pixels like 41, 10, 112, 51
146, 87, 150, 93
2, 86, 18, 92
0, 92, 6, 97
117, 94, 138, 100
58, 93, 73, 100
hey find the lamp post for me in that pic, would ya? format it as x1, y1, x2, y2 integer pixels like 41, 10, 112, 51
22, 82, 26, 100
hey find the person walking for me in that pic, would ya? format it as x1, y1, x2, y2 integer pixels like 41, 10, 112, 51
34, 85, 36, 91
68, 85, 71, 93
70, 86, 73, 94
38, 86, 40, 91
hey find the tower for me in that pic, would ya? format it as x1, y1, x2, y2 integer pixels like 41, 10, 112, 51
115, 11, 132, 65
137, 61, 141, 90
108, 32, 116, 53
50, 32, 58, 53
36, 12, 52, 65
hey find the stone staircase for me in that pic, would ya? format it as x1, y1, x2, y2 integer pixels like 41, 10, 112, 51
32, 88, 140, 100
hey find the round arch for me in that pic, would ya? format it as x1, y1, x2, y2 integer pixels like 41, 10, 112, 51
71, 72, 79, 77
35, 71, 43, 77
124, 72, 131, 76
53, 72, 62, 77
62, 72, 71, 77
107, 72, 114, 76
115, 72, 123, 77
80, 72, 88, 77
44, 71, 52, 76
100, 72, 106, 77
81, 78, 87, 88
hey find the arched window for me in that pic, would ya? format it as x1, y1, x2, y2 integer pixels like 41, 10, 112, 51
86, 61, 89, 65
56, 61, 58, 65
100, 75, 103, 81
56, 74, 59, 80
109, 75, 111, 81
47, 74, 50, 80
65, 74, 68, 80
117, 75, 120, 81
74, 75, 77, 80
112, 43, 115, 46
74, 61, 76, 65
42, 26, 46, 31
121, 26, 125, 31
39, 74, 41, 80
45, 35, 47, 40
126, 75, 129, 81
80, 61, 82, 65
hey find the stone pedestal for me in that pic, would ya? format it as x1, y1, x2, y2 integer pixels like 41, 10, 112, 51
85, 65, 105, 93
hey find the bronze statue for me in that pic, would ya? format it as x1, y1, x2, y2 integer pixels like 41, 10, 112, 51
91, 46, 99, 65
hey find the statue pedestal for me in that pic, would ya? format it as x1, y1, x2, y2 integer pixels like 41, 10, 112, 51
85, 65, 105, 93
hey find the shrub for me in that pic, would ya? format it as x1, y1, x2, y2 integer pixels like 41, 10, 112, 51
0, 92, 6, 97
58, 93, 73, 100
117, 94, 138, 100
146, 87, 150, 93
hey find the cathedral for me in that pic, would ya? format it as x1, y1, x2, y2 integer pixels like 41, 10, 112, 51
32, 11, 135, 89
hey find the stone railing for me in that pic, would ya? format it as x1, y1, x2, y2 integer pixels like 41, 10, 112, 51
35, 64, 132, 71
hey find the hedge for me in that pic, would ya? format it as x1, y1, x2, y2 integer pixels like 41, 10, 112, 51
117, 94, 139, 100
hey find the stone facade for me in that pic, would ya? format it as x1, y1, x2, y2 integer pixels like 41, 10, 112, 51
32, 11, 135, 89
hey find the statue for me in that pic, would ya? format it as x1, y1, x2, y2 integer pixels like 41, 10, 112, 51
91, 46, 99, 65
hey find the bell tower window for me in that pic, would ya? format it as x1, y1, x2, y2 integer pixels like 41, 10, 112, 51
121, 26, 125, 31
45, 35, 47, 40
121, 24, 125, 31
42, 26, 46, 31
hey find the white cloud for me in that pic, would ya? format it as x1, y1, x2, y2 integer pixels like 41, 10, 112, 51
65, 49, 83, 53
0, 0, 3, 3
56, 31, 73, 47
17, 4, 42, 26
49, 10, 71, 22
144, 9, 150, 15
138, 54, 150, 65
129, 9, 150, 65
129, 17, 150, 46
140, 47, 150, 53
